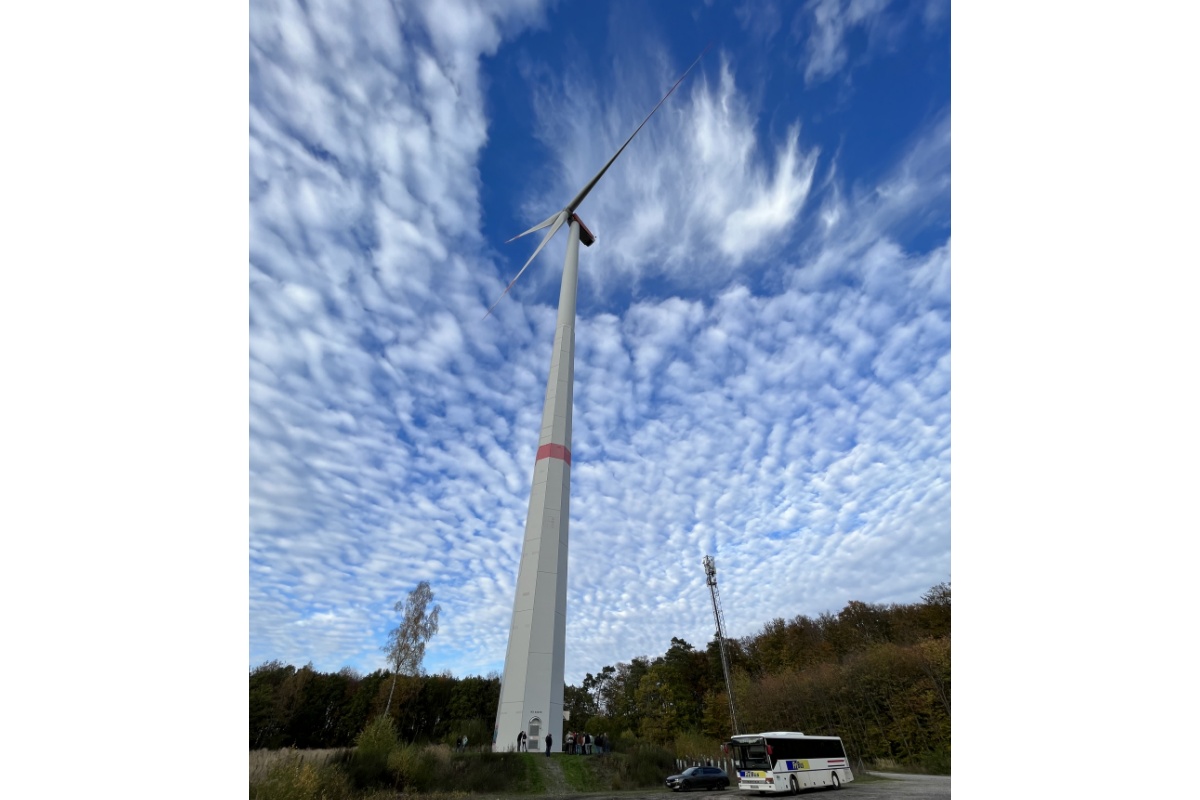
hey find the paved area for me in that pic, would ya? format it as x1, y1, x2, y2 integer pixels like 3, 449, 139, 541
509, 772, 950, 800
829, 772, 949, 799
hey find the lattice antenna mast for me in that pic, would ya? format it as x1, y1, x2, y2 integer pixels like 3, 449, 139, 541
704, 555, 739, 734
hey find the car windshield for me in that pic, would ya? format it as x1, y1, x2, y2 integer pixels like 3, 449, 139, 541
684, 768, 701, 776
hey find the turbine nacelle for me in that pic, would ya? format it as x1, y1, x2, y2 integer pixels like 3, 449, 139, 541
574, 214, 596, 247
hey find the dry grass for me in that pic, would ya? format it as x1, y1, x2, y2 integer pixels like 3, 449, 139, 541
250, 747, 348, 785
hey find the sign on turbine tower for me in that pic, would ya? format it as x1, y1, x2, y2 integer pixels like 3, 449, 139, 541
487, 48, 708, 753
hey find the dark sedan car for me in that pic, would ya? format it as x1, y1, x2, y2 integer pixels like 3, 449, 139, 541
665, 766, 729, 791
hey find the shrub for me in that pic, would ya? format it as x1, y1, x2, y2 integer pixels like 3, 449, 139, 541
348, 715, 398, 789
386, 743, 442, 792
447, 751, 528, 792
609, 738, 675, 790
920, 748, 951, 775
611, 729, 640, 754
251, 757, 353, 800
672, 731, 724, 760
444, 717, 490, 750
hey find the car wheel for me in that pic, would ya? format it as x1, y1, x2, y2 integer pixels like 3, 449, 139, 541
681, 782, 690, 792
790, 775, 799, 795
720, 780, 728, 790
830, 772, 840, 790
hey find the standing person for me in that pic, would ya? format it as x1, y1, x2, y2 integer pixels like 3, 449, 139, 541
517, 730, 526, 752
545, 732, 553, 757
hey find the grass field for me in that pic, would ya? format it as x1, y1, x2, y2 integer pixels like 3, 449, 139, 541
250, 748, 348, 784
246, 731, 933, 798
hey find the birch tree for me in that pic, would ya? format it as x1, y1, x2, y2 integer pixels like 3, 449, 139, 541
382, 581, 441, 716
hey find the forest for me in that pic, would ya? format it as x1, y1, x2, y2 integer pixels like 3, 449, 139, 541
250, 583, 949, 772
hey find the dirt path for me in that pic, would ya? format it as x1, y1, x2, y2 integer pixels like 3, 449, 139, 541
536, 754, 572, 795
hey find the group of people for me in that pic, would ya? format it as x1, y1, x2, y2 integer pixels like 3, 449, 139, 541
513, 729, 608, 756
564, 730, 606, 755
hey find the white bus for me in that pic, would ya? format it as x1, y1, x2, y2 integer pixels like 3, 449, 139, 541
725, 732, 854, 793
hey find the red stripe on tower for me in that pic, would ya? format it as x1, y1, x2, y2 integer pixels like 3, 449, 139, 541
536, 443, 572, 466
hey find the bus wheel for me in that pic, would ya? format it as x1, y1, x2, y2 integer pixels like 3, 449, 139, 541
830, 772, 840, 790
789, 775, 799, 795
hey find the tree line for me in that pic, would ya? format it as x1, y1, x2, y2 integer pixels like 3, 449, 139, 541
562, 583, 950, 771
250, 665, 501, 749
251, 583, 949, 771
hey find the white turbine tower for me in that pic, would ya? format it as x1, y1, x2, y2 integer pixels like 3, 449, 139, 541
488, 48, 708, 754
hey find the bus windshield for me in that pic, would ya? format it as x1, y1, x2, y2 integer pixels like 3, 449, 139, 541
728, 740, 772, 770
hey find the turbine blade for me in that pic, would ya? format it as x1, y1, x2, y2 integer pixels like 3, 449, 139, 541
566, 42, 712, 213
484, 210, 569, 318
505, 211, 562, 244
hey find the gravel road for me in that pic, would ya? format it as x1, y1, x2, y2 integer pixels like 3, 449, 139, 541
501, 772, 950, 800
846, 772, 950, 798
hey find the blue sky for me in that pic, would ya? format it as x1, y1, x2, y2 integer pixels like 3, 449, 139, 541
249, 0, 951, 683
6, 3, 1200, 792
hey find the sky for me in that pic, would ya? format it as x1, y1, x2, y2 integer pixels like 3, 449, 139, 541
248, 0, 951, 684
6, 3, 1200, 794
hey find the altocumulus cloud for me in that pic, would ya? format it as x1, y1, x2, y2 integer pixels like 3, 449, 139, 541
250, 0, 950, 682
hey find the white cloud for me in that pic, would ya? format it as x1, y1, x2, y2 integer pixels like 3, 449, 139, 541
800, 0, 893, 86
518, 55, 820, 300
250, 1, 950, 684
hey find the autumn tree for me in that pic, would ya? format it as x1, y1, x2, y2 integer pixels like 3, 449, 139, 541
382, 581, 441, 716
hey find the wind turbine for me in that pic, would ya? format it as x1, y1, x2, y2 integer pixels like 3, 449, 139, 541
489, 47, 708, 754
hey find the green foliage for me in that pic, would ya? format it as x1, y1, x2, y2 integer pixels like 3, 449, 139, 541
250, 667, 499, 751
519, 752, 546, 793
609, 738, 676, 789
384, 743, 443, 792
348, 715, 398, 789
379, 744, 533, 794
249, 583, 950, 776
446, 675, 501, 726
920, 747, 951, 775
568, 583, 951, 773
558, 754, 605, 792
251, 756, 353, 800
611, 729, 640, 754
443, 716, 489, 750
382, 581, 441, 678
635, 638, 709, 742
563, 683, 595, 732
448, 751, 534, 793
250, 662, 295, 749
672, 730, 723, 759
